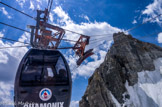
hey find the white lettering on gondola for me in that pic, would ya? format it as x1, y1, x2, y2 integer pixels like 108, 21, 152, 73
23, 102, 64, 107
60, 102, 64, 107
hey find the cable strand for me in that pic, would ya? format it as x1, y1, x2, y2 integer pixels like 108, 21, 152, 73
0, 2, 36, 20
0, 45, 31, 49
0, 36, 30, 44
0, 22, 30, 33
127, 14, 162, 32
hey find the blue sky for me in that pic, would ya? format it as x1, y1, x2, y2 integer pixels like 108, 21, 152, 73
0, 0, 162, 107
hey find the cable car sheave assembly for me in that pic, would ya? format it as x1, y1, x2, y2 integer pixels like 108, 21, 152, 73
28, 8, 94, 66
12, 1, 93, 107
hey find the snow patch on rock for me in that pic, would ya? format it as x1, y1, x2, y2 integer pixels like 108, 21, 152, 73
124, 58, 162, 107
110, 92, 121, 107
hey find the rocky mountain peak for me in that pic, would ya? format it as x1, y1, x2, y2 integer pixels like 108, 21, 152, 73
79, 32, 162, 107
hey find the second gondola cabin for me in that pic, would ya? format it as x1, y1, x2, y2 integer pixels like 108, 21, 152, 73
14, 49, 72, 107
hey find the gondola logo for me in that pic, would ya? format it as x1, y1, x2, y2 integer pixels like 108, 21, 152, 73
39, 88, 52, 101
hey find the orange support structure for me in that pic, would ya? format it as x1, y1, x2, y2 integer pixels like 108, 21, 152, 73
28, 9, 94, 66
73, 35, 94, 65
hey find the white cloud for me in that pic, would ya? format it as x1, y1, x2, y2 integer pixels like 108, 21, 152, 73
53, 6, 121, 41
157, 32, 162, 43
52, 6, 121, 79
0, 32, 29, 82
36, 0, 42, 4
132, 19, 137, 24
84, 15, 90, 21
0, 32, 4, 37
142, 0, 162, 25
79, 15, 90, 22
0, 52, 8, 64
16, 0, 26, 8
0, 7, 12, 19
49, 13, 54, 22
0, 32, 29, 105
0, 82, 14, 106
54, 7, 69, 20
0, 8, 8, 15
18, 32, 30, 43
53, 6, 73, 25
79, 14, 90, 21
0, 32, 8, 64
70, 100, 79, 107
142, 0, 160, 15
29, 1, 35, 10
75, 50, 107, 77
67, 41, 113, 79
37, 5, 41, 10
0, 31, 28, 106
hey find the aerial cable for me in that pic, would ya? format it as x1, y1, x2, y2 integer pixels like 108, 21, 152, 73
0, 1, 122, 52
0, 22, 79, 43
90, 40, 107, 44
89, 41, 106, 46
63, 28, 106, 37
0, 2, 117, 44
89, 41, 107, 46
0, 2, 36, 20
63, 28, 115, 37
62, 38, 77, 43
0, 36, 30, 45
63, 28, 86, 36
46, 0, 53, 22
90, 33, 113, 37
48, 0, 53, 14
71, 65, 79, 73
89, 38, 112, 47
90, 14, 162, 36
92, 37, 112, 42
0, 22, 30, 33
0, 22, 78, 42
2, 1, 160, 38
90, 35, 112, 41
47, 0, 51, 9
89, 32, 158, 46
0, 45, 31, 49
90, 37, 110, 42
77, 14, 162, 37
57, 47, 77, 49
90, 34, 112, 38
90, 37, 112, 43
126, 14, 162, 32
139, 31, 162, 39
0, 22, 113, 46
88, 42, 105, 50
90, 31, 162, 49
90, 39, 112, 49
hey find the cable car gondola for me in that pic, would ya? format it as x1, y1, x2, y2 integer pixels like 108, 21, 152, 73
14, 49, 72, 107
13, 7, 93, 107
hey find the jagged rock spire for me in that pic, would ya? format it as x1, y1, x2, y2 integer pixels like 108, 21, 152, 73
79, 32, 162, 107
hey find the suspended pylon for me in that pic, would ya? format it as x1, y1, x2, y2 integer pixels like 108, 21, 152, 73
73, 35, 94, 65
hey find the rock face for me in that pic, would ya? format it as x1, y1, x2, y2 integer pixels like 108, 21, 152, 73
79, 32, 162, 107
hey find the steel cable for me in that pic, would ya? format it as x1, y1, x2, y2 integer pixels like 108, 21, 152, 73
0, 45, 31, 49
0, 1, 36, 20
